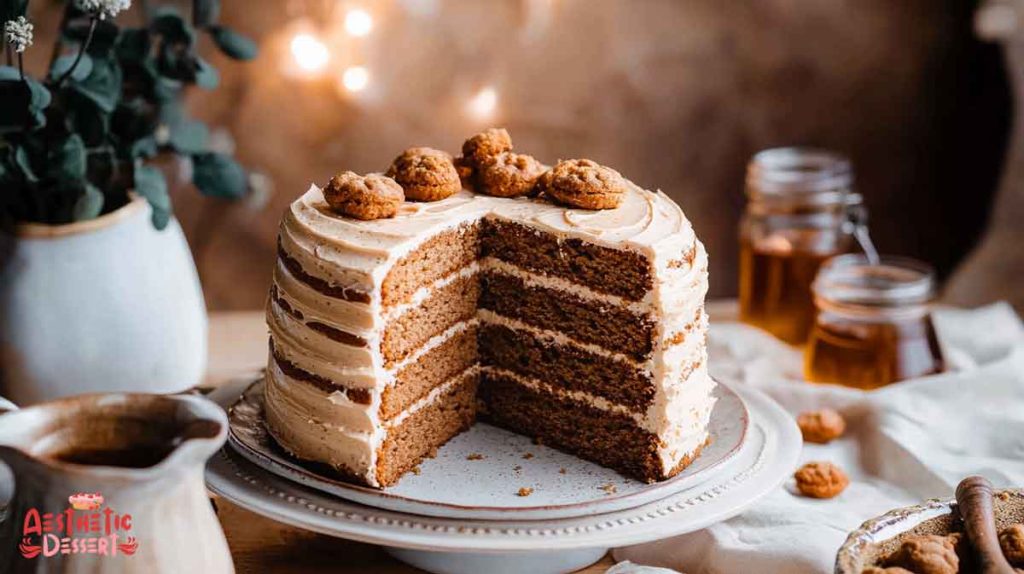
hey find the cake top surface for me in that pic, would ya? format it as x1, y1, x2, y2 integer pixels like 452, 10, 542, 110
286, 181, 696, 268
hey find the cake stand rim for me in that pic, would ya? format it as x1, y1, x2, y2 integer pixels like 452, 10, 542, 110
203, 379, 803, 552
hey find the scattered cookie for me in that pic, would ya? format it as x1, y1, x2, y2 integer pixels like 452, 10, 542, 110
322, 171, 404, 220
885, 534, 960, 574
478, 151, 546, 198
516, 487, 533, 497
797, 408, 846, 444
1001, 524, 1024, 566
461, 127, 513, 166
537, 158, 627, 210
794, 461, 849, 499
386, 147, 461, 202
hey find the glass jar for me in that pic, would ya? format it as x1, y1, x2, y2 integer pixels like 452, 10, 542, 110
804, 255, 944, 389
739, 147, 868, 345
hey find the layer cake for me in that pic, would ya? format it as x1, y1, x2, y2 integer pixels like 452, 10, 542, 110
264, 140, 714, 488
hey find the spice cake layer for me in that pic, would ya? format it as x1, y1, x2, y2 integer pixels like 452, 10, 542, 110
265, 182, 714, 487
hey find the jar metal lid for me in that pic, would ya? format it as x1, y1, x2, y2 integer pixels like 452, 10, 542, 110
812, 254, 935, 308
746, 147, 853, 205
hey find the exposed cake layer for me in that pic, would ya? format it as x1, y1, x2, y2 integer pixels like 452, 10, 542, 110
478, 321, 654, 412
376, 369, 478, 487
478, 368, 711, 481
481, 219, 652, 301
479, 270, 657, 360
382, 323, 478, 419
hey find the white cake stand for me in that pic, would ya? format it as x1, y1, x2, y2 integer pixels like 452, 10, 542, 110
205, 379, 801, 574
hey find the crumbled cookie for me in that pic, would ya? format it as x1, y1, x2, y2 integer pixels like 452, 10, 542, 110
1001, 524, 1024, 566
322, 171, 404, 220
794, 461, 849, 499
861, 567, 914, 574
462, 127, 512, 166
797, 408, 846, 444
885, 534, 960, 574
386, 147, 461, 201
478, 151, 546, 198
537, 158, 627, 210
516, 487, 533, 497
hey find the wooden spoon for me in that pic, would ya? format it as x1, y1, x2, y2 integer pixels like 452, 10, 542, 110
956, 475, 1016, 574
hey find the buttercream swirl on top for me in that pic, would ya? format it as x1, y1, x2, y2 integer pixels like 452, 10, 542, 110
282, 182, 695, 289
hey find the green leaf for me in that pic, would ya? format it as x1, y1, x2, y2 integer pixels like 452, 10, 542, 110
194, 57, 219, 89
65, 92, 110, 146
192, 152, 246, 199
72, 182, 104, 221
152, 8, 195, 46
131, 136, 158, 158
194, 0, 221, 27
14, 145, 37, 182
70, 57, 122, 113
49, 135, 87, 180
208, 26, 257, 60
168, 120, 208, 153
115, 28, 151, 64
49, 53, 94, 82
134, 164, 172, 229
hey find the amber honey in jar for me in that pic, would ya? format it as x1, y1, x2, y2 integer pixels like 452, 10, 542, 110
739, 148, 866, 345
804, 255, 944, 389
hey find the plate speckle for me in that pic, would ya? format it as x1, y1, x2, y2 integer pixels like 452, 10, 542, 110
228, 379, 748, 520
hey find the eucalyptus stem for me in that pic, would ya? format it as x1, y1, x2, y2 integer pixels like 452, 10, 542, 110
47, 2, 74, 72
5, 43, 12, 66
54, 16, 97, 88
17, 52, 24, 80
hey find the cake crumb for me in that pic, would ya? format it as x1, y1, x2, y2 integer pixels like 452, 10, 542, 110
522, 452, 534, 460
600, 483, 618, 495
411, 466, 421, 475
466, 453, 485, 461
516, 487, 533, 497
513, 465, 522, 472
559, 468, 567, 474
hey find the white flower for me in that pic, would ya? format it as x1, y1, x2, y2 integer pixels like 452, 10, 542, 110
75, 0, 132, 20
4, 16, 33, 54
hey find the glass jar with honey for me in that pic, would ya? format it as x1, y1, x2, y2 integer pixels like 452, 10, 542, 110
739, 147, 869, 345
804, 255, 944, 389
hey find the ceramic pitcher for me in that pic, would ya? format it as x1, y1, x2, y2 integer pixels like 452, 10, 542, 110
0, 393, 233, 573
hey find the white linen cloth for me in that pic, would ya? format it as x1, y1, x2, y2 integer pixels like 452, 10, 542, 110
611, 302, 1024, 574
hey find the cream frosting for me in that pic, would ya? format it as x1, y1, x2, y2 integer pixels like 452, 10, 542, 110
266, 179, 711, 485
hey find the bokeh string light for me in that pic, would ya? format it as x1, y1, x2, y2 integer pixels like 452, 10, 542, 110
283, 2, 511, 116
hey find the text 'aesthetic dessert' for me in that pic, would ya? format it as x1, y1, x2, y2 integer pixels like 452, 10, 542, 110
264, 129, 714, 488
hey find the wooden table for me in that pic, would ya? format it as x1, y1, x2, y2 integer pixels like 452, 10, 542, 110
206, 311, 616, 573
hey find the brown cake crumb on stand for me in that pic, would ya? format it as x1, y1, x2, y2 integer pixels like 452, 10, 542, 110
516, 487, 533, 497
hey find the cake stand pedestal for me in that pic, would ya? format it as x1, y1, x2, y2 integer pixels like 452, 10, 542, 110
205, 380, 801, 574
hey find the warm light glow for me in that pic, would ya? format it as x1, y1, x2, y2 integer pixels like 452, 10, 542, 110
342, 66, 370, 92
344, 8, 374, 37
467, 86, 498, 120
290, 33, 329, 73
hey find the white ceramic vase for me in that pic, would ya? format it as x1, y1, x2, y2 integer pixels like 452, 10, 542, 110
0, 197, 207, 405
